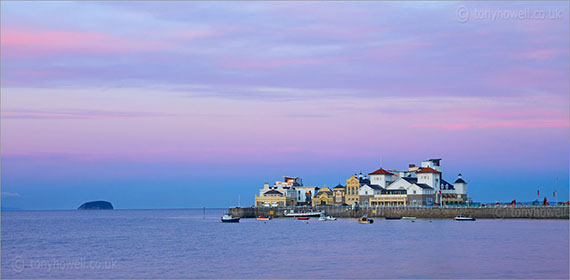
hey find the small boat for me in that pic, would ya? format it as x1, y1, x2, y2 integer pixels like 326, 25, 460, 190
454, 214, 476, 221
358, 216, 374, 224
402, 216, 416, 220
385, 217, 401, 220
284, 209, 324, 217
256, 216, 272, 221
297, 217, 309, 220
318, 215, 337, 221
221, 214, 240, 223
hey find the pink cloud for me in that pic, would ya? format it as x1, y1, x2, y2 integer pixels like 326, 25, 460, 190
412, 120, 569, 130
1, 28, 170, 58
518, 48, 568, 60
2, 110, 167, 120
367, 41, 433, 60
219, 57, 330, 69
289, 25, 393, 39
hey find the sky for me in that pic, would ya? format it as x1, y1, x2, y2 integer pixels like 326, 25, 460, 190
1, 1, 569, 210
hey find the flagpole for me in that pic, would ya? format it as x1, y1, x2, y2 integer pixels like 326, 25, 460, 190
555, 177, 558, 205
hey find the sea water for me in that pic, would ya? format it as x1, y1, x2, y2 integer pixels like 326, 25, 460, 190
1, 209, 568, 279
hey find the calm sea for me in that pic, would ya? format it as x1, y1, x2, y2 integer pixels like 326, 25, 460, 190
1, 209, 568, 279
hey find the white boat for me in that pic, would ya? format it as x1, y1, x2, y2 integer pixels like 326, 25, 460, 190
318, 215, 337, 221
454, 214, 476, 221
402, 216, 416, 220
256, 216, 272, 221
284, 209, 324, 217
221, 214, 240, 223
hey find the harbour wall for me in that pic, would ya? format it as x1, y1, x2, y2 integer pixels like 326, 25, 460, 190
229, 206, 569, 219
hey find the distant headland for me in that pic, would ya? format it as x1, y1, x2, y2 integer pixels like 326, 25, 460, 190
78, 201, 114, 210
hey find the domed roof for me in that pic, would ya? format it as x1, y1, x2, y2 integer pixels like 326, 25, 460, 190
333, 184, 345, 189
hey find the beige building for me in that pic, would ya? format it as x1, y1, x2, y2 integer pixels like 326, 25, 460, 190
369, 194, 408, 206
255, 190, 295, 207
312, 186, 334, 206
345, 176, 360, 205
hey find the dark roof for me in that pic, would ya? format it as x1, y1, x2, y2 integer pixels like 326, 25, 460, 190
359, 178, 371, 185
368, 168, 394, 176
454, 178, 466, 184
417, 167, 441, 174
264, 190, 283, 195
416, 183, 434, 189
333, 184, 345, 189
441, 179, 455, 190
402, 177, 418, 184
369, 184, 385, 190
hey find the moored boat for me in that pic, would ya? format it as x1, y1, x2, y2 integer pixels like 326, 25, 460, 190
318, 215, 337, 221
454, 214, 476, 221
256, 216, 272, 221
284, 209, 324, 217
358, 216, 374, 224
385, 217, 401, 220
297, 217, 309, 220
221, 214, 240, 223
402, 216, 416, 220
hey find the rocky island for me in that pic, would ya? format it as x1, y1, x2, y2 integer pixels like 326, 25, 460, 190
77, 201, 114, 210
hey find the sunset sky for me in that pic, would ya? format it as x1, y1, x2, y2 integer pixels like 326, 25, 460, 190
1, 1, 568, 209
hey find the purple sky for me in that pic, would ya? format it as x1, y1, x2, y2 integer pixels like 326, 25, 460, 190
1, 1, 569, 209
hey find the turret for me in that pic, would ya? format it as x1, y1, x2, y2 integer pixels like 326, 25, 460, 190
453, 173, 467, 195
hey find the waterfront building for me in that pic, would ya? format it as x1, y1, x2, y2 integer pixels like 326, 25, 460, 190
358, 184, 383, 206
381, 177, 436, 205
345, 176, 360, 205
254, 176, 301, 207
295, 186, 319, 206
441, 174, 471, 205
312, 186, 334, 206
255, 189, 289, 207
332, 184, 346, 205
252, 159, 470, 208
367, 159, 470, 206
368, 168, 397, 188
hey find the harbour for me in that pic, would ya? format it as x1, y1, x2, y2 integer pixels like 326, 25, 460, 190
230, 205, 570, 219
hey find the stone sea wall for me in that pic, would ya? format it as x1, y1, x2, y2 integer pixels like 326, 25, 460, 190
229, 206, 569, 219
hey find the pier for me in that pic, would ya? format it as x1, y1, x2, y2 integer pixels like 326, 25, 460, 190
229, 205, 569, 219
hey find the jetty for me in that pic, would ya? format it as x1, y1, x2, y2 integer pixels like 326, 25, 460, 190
229, 205, 569, 219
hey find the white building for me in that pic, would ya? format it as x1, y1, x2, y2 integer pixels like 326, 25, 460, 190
368, 168, 397, 188
258, 176, 302, 202
367, 158, 470, 205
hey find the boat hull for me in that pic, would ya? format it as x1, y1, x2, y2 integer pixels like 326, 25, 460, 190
455, 217, 476, 221
221, 218, 240, 223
